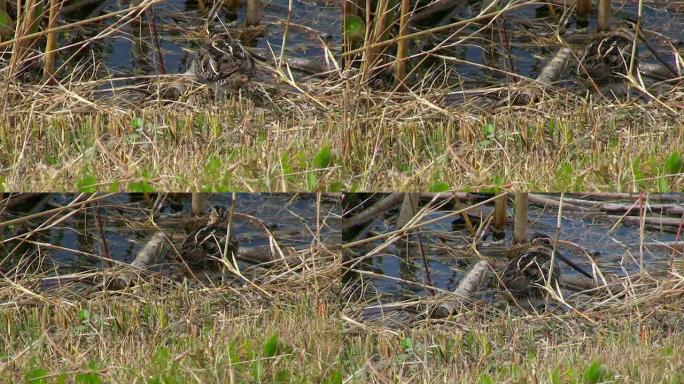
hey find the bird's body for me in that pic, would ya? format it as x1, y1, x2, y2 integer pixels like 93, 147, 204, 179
577, 29, 635, 94
500, 233, 593, 298
501, 240, 560, 298
179, 207, 239, 269
194, 33, 255, 97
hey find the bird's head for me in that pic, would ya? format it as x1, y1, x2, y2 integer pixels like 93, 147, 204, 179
529, 232, 554, 248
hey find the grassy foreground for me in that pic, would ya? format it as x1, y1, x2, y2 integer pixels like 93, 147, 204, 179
0, 81, 345, 193
0, 253, 342, 383
3, 81, 684, 192
341, 273, 684, 383
343, 91, 684, 192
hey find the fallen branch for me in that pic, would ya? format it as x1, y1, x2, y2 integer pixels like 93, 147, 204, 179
430, 260, 489, 318
606, 215, 684, 228
109, 231, 166, 289
343, 193, 404, 230
517, 47, 572, 104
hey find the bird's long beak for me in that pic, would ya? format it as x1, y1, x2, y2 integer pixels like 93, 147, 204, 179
552, 249, 594, 279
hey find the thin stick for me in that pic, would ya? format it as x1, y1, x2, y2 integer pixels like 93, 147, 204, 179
94, 204, 112, 269
638, 192, 646, 275
549, 193, 563, 290
146, 8, 165, 75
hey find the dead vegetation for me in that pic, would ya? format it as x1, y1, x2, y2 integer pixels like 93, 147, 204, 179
342, 0, 684, 190
341, 192, 684, 382
0, 192, 343, 381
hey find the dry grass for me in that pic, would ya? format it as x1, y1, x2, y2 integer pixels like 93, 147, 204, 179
0, 247, 343, 382
340, 272, 684, 383
0, 76, 345, 192
342, 91, 684, 191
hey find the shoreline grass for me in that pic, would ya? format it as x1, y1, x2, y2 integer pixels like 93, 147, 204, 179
0, 85, 344, 192
341, 273, 684, 383
0, 249, 342, 382
343, 92, 684, 192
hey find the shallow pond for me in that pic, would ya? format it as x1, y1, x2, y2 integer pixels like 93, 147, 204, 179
58, 0, 340, 76
0, 193, 341, 275
343, 193, 683, 302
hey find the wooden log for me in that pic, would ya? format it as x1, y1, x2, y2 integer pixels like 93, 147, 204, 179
430, 260, 489, 318
342, 193, 404, 230
108, 231, 166, 289
517, 47, 572, 104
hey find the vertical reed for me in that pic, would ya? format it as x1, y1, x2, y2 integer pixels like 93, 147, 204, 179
597, 0, 611, 31
493, 194, 507, 240
576, 0, 591, 19
513, 192, 528, 244
393, 0, 409, 89
42, 0, 58, 82
246, 0, 261, 26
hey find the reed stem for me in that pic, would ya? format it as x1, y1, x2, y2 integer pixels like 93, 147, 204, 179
246, 0, 261, 26
597, 0, 611, 31
42, 0, 59, 82
394, 0, 409, 89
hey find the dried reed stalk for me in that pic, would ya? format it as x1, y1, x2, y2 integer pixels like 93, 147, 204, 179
597, 0, 611, 31
191, 193, 207, 216
394, 0, 410, 88
42, 0, 59, 82
513, 192, 528, 244
493, 193, 507, 238
576, 0, 591, 18
246, 0, 261, 26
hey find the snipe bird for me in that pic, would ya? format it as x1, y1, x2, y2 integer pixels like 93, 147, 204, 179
577, 26, 636, 94
501, 233, 592, 297
194, 33, 255, 97
179, 206, 239, 269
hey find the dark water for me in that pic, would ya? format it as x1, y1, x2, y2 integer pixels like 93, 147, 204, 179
344, 194, 683, 301
0, 193, 341, 274
61, 0, 340, 76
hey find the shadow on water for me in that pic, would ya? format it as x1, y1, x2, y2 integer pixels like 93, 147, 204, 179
0, 193, 341, 276
343, 193, 683, 303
